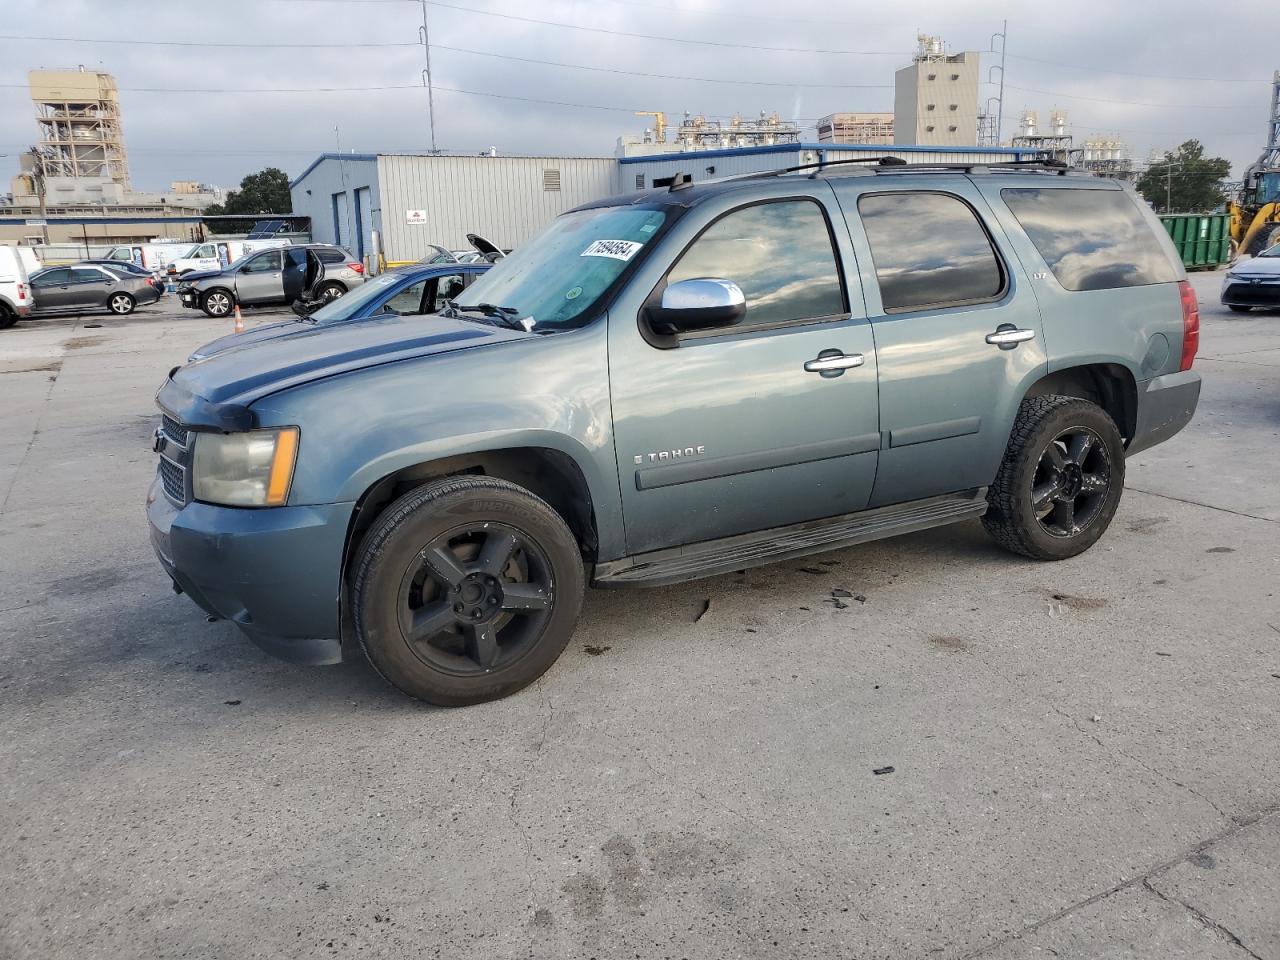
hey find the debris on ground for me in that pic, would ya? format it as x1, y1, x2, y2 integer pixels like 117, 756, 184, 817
1090, 714, 1102, 723
694, 598, 711, 623
873, 766, 895, 776
797, 566, 826, 576
824, 598, 849, 610
1155, 651, 1172, 657
583, 645, 611, 656
832, 588, 853, 598
1205, 546, 1235, 554
224, 699, 241, 706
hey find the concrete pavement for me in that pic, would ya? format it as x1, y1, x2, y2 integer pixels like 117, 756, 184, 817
0, 275, 1277, 959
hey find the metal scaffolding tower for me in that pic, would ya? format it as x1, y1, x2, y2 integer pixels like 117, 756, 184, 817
29, 68, 131, 187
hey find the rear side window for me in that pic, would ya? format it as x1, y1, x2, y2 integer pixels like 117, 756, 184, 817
858, 192, 1004, 312
666, 199, 846, 329
317, 248, 346, 264
1001, 188, 1177, 291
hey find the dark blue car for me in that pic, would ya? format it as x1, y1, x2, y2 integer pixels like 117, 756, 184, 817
187, 262, 490, 361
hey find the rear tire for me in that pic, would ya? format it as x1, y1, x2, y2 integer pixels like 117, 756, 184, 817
983, 396, 1125, 561
108, 292, 135, 315
318, 282, 346, 302
1228, 304, 1252, 313
0, 303, 17, 330
352, 476, 585, 706
202, 289, 233, 318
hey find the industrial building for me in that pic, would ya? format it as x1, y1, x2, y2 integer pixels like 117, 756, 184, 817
893, 35, 981, 147
617, 111, 802, 157
288, 153, 616, 263
816, 114, 896, 146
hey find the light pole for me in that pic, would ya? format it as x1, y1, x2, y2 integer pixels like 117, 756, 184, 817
420, 0, 438, 154
989, 20, 1008, 144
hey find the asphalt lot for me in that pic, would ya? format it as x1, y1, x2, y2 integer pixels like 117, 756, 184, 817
1, 273, 1277, 960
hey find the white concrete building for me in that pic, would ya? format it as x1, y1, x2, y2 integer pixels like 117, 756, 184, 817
894, 36, 981, 147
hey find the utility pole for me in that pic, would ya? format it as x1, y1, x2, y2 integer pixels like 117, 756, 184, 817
419, 0, 438, 154
27, 146, 51, 246
988, 20, 1008, 145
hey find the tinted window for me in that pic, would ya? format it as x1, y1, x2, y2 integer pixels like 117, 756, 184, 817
1001, 188, 1177, 291
858, 192, 1004, 312
667, 200, 845, 328
317, 248, 347, 264
34, 268, 70, 285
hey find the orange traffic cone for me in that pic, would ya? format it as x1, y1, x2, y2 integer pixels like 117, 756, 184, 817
233, 302, 244, 334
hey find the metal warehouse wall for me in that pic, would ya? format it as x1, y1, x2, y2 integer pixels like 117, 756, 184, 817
618, 144, 1038, 193
377, 155, 616, 260
289, 156, 380, 260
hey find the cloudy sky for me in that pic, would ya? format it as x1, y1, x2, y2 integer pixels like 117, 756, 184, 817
1, 0, 1272, 192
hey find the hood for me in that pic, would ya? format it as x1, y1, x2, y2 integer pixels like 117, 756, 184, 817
466, 233, 503, 257
178, 268, 226, 285
188, 319, 300, 361
1230, 255, 1280, 277
160, 313, 531, 428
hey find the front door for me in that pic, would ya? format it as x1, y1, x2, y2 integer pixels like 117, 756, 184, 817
830, 177, 1048, 507
608, 184, 881, 556
30, 268, 75, 310
234, 250, 284, 304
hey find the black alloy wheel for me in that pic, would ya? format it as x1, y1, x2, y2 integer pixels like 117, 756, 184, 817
395, 523, 553, 676
1030, 426, 1111, 538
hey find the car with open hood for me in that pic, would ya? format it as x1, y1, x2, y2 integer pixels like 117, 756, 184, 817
149, 159, 1200, 708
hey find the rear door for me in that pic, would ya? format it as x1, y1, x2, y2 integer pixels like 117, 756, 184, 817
281, 248, 308, 302
67, 267, 114, 309
608, 182, 881, 555
831, 175, 1048, 507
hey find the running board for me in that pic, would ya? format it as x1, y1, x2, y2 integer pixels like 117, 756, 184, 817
593, 489, 988, 588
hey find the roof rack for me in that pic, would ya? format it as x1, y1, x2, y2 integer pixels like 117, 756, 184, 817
707, 155, 1087, 187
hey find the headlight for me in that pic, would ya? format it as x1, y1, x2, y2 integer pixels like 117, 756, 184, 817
192, 427, 299, 507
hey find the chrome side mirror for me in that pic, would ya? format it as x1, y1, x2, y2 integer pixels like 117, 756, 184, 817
650, 277, 746, 334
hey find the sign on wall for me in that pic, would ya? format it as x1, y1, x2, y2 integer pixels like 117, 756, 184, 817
405, 210, 427, 225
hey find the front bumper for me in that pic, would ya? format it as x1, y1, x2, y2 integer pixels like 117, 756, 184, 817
148, 477, 355, 665
1127, 369, 1201, 457
178, 289, 201, 309
1221, 277, 1280, 307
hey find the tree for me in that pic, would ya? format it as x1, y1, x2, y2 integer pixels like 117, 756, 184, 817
1137, 140, 1231, 214
205, 166, 292, 216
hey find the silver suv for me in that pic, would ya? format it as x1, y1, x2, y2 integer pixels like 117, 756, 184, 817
177, 244, 365, 317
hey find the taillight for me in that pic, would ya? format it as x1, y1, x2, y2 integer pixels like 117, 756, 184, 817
347, 262, 365, 274
1178, 280, 1199, 371
16, 282, 24, 301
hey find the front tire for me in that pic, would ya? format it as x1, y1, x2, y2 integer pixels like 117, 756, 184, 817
983, 396, 1125, 561
202, 289, 233, 318
352, 476, 585, 706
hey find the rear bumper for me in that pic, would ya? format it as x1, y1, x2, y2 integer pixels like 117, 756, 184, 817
148, 478, 355, 665
1127, 370, 1201, 457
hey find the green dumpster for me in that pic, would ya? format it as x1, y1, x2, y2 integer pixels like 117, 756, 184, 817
1159, 213, 1232, 269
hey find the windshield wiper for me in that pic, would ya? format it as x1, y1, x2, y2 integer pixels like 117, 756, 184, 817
448, 301, 532, 332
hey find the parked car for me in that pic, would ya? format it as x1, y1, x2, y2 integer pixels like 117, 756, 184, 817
101, 242, 192, 272
149, 162, 1200, 707
166, 238, 292, 277
176, 244, 365, 318
29, 263, 161, 316
1220, 243, 1280, 312
85, 260, 167, 296
187, 262, 490, 360
0, 244, 39, 329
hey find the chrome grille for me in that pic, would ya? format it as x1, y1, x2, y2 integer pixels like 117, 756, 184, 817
162, 414, 189, 448
159, 457, 186, 503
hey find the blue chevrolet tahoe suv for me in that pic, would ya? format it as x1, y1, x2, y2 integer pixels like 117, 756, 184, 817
149, 160, 1201, 706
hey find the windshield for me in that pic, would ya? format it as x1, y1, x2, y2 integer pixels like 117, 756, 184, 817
455, 206, 668, 330
306, 272, 406, 323
1260, 244, 1280, 258
174, 244, 201, 259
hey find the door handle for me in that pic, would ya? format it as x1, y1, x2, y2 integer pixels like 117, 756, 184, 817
804, 352, 865, 373
985, 327, 1036, 347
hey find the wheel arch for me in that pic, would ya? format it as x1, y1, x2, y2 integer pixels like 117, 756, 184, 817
1023, 363, 1137, 442
340, 446, 601, 582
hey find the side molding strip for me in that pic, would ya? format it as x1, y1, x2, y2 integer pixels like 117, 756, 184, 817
888, 416, 981, 448
635, 433, 881, 491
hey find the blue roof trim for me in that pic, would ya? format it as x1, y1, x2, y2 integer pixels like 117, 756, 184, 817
290, 152, 379, 189
0, 215, 205, 225
618, 142, 1031, 163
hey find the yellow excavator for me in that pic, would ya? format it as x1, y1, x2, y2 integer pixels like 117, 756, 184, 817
1229, 70, 1280, 256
